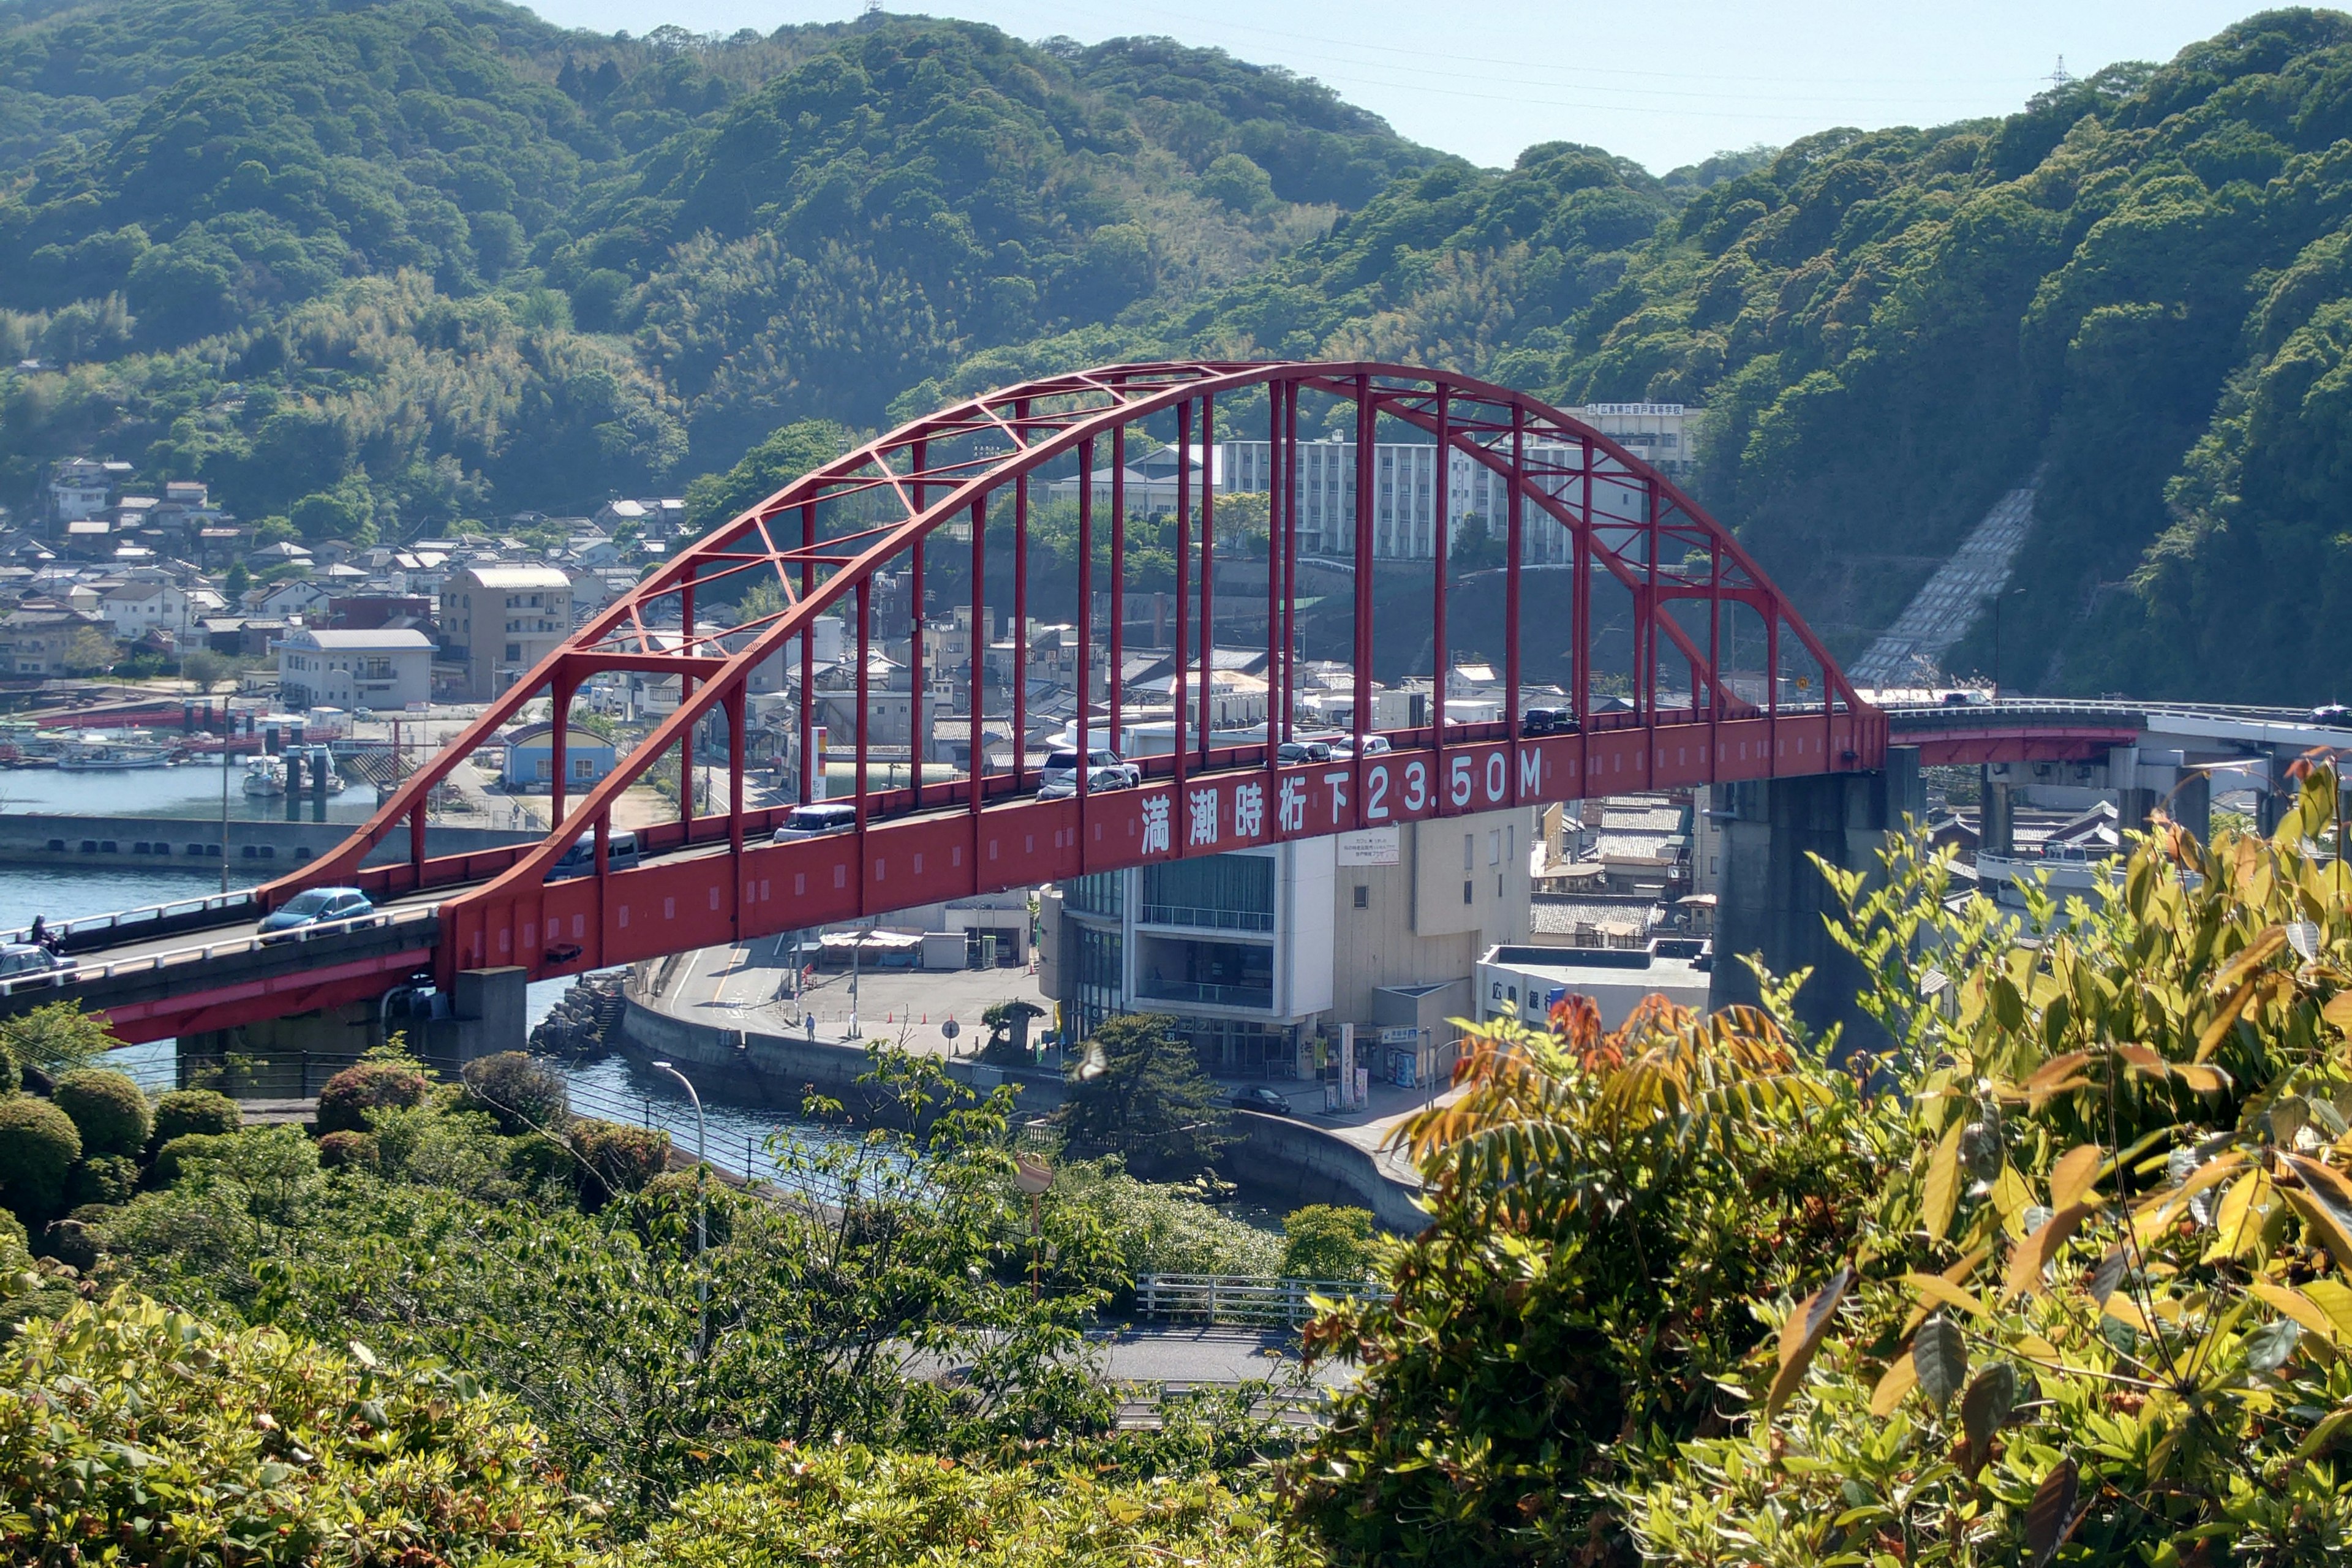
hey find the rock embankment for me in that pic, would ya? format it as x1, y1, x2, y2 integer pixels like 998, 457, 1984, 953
529, 972, 625, 1056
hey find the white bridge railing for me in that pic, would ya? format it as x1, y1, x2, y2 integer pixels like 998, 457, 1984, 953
0, 906, 435, 1000
1133, 1273, 1382, 1328
0, 889, 258, 950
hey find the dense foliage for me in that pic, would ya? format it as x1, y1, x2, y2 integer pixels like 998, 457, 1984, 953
0, 1290, 592, 1563
1058, 1011, 1236, 1177
1293, 764, 2352, 1566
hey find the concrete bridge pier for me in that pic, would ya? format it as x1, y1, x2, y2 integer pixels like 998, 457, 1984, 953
178, 966, 530, 1092
1708, 747, 1922, 1051
1980, 767, 2016, 856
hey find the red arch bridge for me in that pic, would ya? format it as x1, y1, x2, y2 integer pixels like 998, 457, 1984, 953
2, 361, 2324, 1048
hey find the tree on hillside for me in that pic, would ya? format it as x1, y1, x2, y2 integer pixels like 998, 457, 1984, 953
1057, 1014, 1233, 1176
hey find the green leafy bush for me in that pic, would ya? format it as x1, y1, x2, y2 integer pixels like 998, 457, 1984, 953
459, 1051, 570, 1134
1290, 990, 1868, 1562
0, 1095, 83, 1226
149, 1132, 235, 1186
0, 1290, 592, 1564
613, 1443, 1291, 1567
0, 1002, 113, 1081
569, 1118, 668, 1207
1046, 1158, 1283, 1280
150, 1088, 241, 1146
1280, 1204, 1376, 1281
51, 1068, 151, 1158
315, 1129, 377, 1171
314, 1057, 431, 1134
66, 1153, 138, 1208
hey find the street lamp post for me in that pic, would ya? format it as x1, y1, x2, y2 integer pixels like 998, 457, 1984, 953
648, 1060, 708, 1358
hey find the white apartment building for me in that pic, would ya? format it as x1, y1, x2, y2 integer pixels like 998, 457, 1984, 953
276, 627, 434, 711
1038, 806, 1532, 1085
439, 565, 572, 699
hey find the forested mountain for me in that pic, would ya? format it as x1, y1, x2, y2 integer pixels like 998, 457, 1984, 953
0, 0, 1431, 533
15, 1, 2352, 700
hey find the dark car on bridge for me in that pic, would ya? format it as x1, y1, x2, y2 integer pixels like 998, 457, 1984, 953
1229, 1084, 1294, 1115
2313, 704, 2352, 728
546, 829, 642, 881
258, 887, 376, 943
1521, 706, 1578, 737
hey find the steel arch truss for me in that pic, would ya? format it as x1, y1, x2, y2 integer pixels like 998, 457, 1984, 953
266, 361, 1885, 990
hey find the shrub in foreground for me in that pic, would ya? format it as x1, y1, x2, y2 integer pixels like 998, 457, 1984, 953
0, 1290, 593, 1565
459, 1050, 569, 1134
149, 1088, 241, 1147
0, 1094, 81, 1226
570, 1118, 668, 1207
614, 1443, 1292, 1568
51, 1068, 151, 1158
315, 1057, 430, 1134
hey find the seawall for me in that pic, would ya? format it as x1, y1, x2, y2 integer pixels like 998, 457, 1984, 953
0, 812, 541, 873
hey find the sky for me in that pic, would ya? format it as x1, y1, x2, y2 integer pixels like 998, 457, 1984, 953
520, 0, 2269, 172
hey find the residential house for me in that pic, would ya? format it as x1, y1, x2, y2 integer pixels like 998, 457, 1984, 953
499, 721, 617, 790
276, 627, 434, 711
4, 605, 107, 675
252, 579, 330, 620
97, 579, 194, 640
48, 459, 113, 526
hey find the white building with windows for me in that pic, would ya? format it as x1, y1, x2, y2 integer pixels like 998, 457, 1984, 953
1038, 806, 1531, 1085
276, 627, 433, 711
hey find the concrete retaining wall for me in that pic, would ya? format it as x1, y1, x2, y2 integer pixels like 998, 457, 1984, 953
0, 812, 540, 873
1226, 1111, 1427, 1233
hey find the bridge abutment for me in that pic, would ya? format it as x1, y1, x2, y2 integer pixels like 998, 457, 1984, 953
178, 966, 530, 1090
1709, 748, 1921, 1049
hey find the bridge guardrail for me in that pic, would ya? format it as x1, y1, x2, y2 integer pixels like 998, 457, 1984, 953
0, 905, 435, 1000
0, 889, 260, 951
1134, 1272, 1383, 1328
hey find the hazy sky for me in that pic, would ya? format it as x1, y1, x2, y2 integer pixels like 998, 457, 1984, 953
521, 1, 2267, 172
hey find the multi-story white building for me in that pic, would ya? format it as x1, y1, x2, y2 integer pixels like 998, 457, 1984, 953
48, 459, 112, 525
1039, 807, 1531, 1085
96, 579, 195, 640
274, 627, 434, 711
439, 565, 572, 699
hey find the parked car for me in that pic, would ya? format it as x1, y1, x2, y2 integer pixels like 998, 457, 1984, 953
1329, 734, 1393, 758
771, 801, 860, 842
258, 887, 375, 941
545, 829, 642, 880
1037, 766, 1137, 801
0, 944, 70, 984
2313, 703, 2352, 728
1275, 740, 1333, 764
1040, 748, 1139, 792
1520, 706, 1578, 737
1230, 1084, 1294, 1115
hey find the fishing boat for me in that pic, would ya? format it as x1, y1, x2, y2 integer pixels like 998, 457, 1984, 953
56, 739, 169, 771
241, 755, 287, 796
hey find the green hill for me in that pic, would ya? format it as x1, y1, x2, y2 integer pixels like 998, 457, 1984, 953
0, 1, 1432, 529
13, 0, 2352, 703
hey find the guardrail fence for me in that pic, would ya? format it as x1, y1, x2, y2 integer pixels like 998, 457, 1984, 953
1133, 1273, 1381, 1328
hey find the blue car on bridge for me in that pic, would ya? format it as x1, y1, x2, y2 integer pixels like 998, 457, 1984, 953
258, 886, 375, 942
